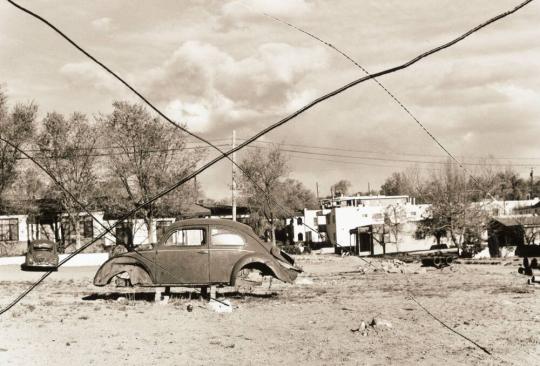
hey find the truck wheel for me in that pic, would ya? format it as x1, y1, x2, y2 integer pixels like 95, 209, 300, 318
433, 257, 443, 268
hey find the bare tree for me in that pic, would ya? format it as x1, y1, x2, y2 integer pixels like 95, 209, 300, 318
239, 145, 288, 244
100, 101, 204, 246
280, 178, 318, 212
423, 161, 490, 251
384, 204, 407, 250
35, 112, 99, 250
0, 89, 37, 210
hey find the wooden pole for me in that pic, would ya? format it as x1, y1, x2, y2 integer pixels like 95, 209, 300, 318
232, 130, 237, 221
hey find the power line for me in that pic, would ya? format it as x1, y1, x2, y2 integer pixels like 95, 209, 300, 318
12, 140, 540, 167
288, 155, 440, 170
13, 144, 230, 160
239, 138, 540, 162
248, 145, 540, 167
2, 0, 533, 316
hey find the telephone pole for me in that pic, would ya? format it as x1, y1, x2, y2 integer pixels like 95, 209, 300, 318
530, 168, 534, 199
232, 130, 237, 221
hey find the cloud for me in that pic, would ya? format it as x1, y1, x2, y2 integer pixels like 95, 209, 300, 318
218, 0, 312, 31
91, 17, 113, 32
222, 0, 311, 19
59, 62, 120, 93
164, 99, 211, 133
144, 40, 329, 132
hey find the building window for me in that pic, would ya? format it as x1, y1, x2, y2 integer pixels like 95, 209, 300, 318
165, 228, 205, 246
211, 228, 245, 246
297, 217, 303, 225
81, 216, 93, 239
313, 217, 318, 226
61, 216, 93, 239
0, 218, 19, 241
298, 233, 304, 242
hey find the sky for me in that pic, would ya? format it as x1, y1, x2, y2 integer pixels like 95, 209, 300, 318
1, 0, 539, 200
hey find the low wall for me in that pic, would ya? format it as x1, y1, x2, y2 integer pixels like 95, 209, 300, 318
0, 252, 109, 267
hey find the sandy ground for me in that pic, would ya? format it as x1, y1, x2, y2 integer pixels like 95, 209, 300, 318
0, 254, 538, 365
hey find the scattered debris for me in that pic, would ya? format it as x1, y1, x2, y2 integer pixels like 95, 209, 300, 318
159, 295, 170, 305
116, 296, 128, 305
186, 304, 194, 312
359, 321, 367, 331
207, 299, 233, 313
351, 317, 392, 335
370, 318, 393, 329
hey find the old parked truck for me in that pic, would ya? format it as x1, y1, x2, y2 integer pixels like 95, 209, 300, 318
94, 219, 301, 288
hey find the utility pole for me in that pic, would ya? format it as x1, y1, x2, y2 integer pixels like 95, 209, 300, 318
194, 176, 198, 203
530, 168, 534, 199
232, 130, 237, 221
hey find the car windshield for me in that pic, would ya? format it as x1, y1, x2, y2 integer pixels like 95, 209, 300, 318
33, 243, 53, 250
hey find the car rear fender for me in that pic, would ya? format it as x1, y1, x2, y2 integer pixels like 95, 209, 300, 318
231, 255, 297, 285
93, 256, 154, 286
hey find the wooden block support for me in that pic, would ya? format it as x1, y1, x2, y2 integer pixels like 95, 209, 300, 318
200, 286, 208, 299
154, 287, 165, 302
209, 285, 217, 300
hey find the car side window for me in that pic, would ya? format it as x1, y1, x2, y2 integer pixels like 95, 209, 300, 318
211, 228, 245, 246
165, 228, 205, 247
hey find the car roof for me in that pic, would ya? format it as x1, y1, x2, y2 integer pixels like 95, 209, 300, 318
168, 218, 255, 235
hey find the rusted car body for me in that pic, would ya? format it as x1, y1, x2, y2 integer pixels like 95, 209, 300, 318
94, 219, 301, 287
21, 239, 59, 271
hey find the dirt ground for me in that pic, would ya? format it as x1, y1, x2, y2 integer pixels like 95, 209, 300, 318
0, 254, 538, 365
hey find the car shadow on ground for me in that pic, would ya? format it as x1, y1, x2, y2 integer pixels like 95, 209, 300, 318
81, 289, 278, 302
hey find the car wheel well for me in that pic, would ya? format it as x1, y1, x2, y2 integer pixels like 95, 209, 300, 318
106, 264, 152, 286
232, 261, 276, 283
242, 262, 275, 274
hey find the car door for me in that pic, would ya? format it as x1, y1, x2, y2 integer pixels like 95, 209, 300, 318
155, 225, 209, 285
209, 225, 249, 283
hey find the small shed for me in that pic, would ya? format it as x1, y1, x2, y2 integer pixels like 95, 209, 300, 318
488, 216, 540, 256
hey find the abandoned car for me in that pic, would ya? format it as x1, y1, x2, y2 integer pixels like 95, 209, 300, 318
94, 219, 301, 288
21, 239, 59, 271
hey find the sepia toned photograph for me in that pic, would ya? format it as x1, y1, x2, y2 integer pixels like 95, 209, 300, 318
0, 0, 539, 365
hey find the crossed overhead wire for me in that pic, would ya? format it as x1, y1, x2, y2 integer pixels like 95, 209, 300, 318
1, 0, 534, 327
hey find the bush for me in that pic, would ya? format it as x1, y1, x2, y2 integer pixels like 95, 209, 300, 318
280, 244, 311, 255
